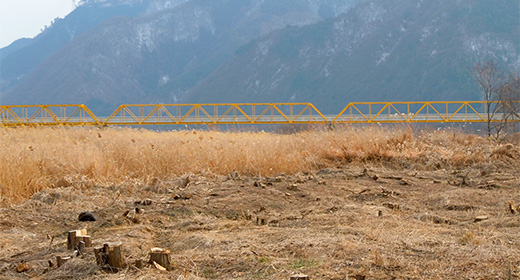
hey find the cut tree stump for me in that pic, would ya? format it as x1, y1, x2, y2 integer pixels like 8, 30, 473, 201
382, 202, 400, 211
67, 229, 92, 250
508, 201, 519, 214
256, 217, 267, 225
77, 241, 86, 255
94, 242, 126, 272
149, 248, 171, 270
290, 275, 309, 280
56, 256, 71, 268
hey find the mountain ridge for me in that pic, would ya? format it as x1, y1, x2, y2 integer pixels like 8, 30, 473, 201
1, 0, 518, 114
183, 0, 520, 113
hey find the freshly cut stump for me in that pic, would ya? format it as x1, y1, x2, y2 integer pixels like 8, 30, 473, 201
77, 241, 86, 255
149, 248, 171, 270
94, 242, 126, 272
67, 229, 92, 250
56, 256, 71, 268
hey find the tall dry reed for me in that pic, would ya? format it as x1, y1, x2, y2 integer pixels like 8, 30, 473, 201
0, 126, 516, 204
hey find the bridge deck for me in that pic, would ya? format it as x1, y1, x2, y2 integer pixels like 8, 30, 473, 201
1, 101, 518, 127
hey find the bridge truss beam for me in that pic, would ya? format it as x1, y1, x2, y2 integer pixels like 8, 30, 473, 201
103, 103, 328, 125
332, 101, 520, 124
0, 104, 99, 127
1, 101, 518, 127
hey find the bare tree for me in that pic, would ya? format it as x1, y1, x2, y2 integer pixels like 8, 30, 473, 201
470, 61, 505, 137
499, 72, 520, 134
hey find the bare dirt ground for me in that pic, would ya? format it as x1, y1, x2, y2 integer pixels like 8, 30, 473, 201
1, 165, 519, 279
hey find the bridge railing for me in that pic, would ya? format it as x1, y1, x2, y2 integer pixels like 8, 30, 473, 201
0, 104, 99, 127
103, 103, 328, 125
1, 101, 519, 127
332, 101, 520, 123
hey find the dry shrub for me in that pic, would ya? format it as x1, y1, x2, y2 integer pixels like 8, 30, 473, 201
0, 126, 517, 204
459, 231, 483, 246
328, 126, 414, 164
43, 258, 98, 280
491, 143, 520, 161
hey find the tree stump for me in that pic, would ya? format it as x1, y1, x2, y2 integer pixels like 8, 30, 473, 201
67, 229, 92, 250
94, 242, 126, 272
508, 201, 518, 214
56, 256, 71, 268
290, 275, 309, 280
77, 241, 86, 255
256, 216, 267, 225
149, 248, 171, 270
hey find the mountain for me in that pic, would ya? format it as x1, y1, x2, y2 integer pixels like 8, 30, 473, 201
0, 0, 360, 113
1, 0, 518, 114
184, 0, 520, 113
0, 1, 152, 93
0, 38, 31, 60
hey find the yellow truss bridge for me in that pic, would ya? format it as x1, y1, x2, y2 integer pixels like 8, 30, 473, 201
0, 101, 518, 127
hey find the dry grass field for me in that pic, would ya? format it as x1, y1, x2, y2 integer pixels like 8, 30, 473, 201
0, 126, 519, 279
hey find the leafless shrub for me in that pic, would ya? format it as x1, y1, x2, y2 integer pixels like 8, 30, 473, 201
471, 60, 520, 139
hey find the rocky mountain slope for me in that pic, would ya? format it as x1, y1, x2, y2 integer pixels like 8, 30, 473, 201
0, 0, 518, 114
184, 0, 520, 113
1, 0, 359, 113
0, 1, 151, 92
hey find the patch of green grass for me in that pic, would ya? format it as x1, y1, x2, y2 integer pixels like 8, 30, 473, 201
288, 258, 320, 269
258, 255, 272, 263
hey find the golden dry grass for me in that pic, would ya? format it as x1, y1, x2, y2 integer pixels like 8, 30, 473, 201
0, 125, 519, 279
0, 125, 517, 205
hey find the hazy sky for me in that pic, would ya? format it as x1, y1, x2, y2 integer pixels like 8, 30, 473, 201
0, 0, 77, 48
